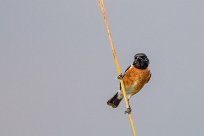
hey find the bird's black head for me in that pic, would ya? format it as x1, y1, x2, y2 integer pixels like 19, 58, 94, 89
133, 53, 149, 69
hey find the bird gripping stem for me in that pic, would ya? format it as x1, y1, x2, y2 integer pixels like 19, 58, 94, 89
98, 1, 137, 136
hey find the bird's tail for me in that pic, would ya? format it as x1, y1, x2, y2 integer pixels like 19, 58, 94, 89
107, 92, 122, 108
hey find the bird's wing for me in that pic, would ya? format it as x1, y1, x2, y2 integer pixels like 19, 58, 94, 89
123, 65, 132, 77
119, 65, 132, 90
146, 73, 151, 83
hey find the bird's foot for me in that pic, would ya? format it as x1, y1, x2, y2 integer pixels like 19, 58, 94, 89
124, 107, 132, 114
117, 73, 123, 80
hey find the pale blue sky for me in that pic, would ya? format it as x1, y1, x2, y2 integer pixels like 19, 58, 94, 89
0, 0, 204, 136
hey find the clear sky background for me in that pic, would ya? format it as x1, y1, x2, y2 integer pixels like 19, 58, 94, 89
0, 0, 204, 136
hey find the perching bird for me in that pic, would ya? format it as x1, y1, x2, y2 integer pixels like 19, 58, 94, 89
107, 53, 151, 113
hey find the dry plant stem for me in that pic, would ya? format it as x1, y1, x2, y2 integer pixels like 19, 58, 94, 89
98, 1, 137, 136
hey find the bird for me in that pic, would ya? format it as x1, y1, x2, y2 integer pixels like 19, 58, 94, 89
107, 53, 151, 113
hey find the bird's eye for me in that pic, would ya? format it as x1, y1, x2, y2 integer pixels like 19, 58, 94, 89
138, 56, 142, 60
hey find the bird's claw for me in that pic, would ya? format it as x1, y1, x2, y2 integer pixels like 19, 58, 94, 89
124, 107, 132, 114
117, 73, 123, 80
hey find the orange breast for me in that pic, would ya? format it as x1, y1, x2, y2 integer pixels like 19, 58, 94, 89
123, 66, 150, 96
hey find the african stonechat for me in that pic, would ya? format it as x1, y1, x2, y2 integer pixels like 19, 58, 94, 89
107, 53, 151, 113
